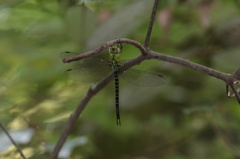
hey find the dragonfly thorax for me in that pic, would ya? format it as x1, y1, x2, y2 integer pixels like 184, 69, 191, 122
108, 43, 122, 71
110, 60, 120, 71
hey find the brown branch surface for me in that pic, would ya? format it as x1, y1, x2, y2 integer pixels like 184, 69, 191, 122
147, 50, 231, 82
0, 122, 26, 159
144, 0, 159, 48
52, 38, 236, 159
63, 39, 146, 63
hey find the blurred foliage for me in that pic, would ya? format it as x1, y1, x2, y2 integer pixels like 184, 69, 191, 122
0, 0, 240, 158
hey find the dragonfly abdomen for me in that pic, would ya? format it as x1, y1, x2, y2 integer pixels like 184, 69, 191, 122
114, 70, 121, 126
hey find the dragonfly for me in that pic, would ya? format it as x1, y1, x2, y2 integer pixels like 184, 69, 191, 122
61, 43, 165, 125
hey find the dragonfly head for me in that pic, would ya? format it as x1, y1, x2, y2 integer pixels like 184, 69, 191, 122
108, 43, 122, 56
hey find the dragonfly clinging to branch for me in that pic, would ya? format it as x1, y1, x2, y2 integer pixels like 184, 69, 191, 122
61, 43, 165, 125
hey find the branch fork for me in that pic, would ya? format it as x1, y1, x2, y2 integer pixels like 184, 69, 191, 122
226, 69, 240, 103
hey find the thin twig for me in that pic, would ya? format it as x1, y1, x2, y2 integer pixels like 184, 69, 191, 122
144, 0, 159, 48
0, 122, 26, 159
226, 69, 240, 103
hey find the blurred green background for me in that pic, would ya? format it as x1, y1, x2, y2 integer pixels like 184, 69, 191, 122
1, 0, 240, 158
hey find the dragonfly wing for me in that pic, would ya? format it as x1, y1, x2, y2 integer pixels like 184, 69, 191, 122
121, 68, 165, 86
65, 68, 110, 83
63, 55, 112, 83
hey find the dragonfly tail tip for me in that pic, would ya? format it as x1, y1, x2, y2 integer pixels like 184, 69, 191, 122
117, 119, 121, 126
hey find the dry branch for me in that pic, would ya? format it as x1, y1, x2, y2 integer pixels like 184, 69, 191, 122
144, 0, 159, 48
0, 122, 26, 159
51, 38, 238, 159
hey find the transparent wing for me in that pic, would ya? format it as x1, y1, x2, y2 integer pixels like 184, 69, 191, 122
61, 52, 165, 85
121, 68, 165, 86
61, 52, 112, 83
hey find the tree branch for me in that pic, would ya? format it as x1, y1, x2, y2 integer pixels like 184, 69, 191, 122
63, 38, 146, 63
52, 38, 237, 159
144, 0, 159, 48
147, 50, 231, 82
63, 38, 231, 83
0, 122, 26, 159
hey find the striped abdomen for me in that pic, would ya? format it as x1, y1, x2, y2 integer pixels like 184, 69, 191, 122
114, 70, 121, 126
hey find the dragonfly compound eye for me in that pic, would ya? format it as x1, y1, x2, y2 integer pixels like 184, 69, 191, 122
109, 43, 122, 55
109, 47, 118, 55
